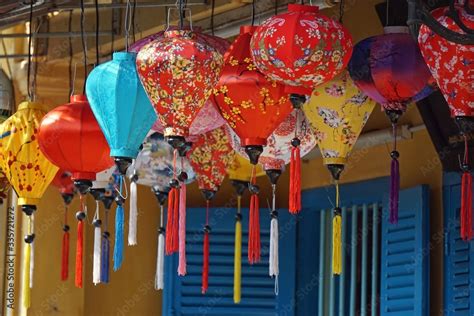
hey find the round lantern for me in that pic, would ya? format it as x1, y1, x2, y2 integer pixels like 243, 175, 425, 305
136, 30, 224, 148
38, 95, 114, 193
348, 26, 434, 225
51, 170, 75, 205
419, 5, 474, 241
250, 4, 353, 106
86, 52, 157, 174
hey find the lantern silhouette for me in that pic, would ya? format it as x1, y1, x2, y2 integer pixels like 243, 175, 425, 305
188, 125, 234, 294
304, 71, 376, 274
348, 26, 434, 224
250, 4, 353, 107
86, 52, 157, 174
136, 30, 224, 148
419, 6, 474, 241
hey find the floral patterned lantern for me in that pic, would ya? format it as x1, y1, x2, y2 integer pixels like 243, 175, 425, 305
188, 126, 234, 294
304, 71, 376, 274
136, 30, 224, 148
419, 5, 474, 241
250, 4, 353, 106
0, 170, 10, 204
348, 26, 434, 225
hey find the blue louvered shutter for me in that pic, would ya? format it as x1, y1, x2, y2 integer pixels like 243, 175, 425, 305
380, 185, 430, 316
443, 177, 474, 316
163, 207, 296, 315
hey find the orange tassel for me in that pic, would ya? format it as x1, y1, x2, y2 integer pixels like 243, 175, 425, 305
61, 231, 69, 281
75, 220, 83, 288
289, 145, 301, 214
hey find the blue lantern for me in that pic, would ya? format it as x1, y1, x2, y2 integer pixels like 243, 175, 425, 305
86, 51, 157, 174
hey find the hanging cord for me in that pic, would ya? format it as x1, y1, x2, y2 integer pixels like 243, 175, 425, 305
339, 0, 345, 23
26, 0, 34, 101
385, 0, 390, 27
80, 0, 87, 93
460, 134, 472, 241
202, 200, 211, 294
61, 204, 70, 281
210, 0, 215, 35
233, 194, 242, 303
132, 0, 137, 43
94, 0, 99, 66
179, 0, 185, 29
68, 10, 73, 97
269, 184, 279, 295
332, 181, 342, 275
274, 0, 278, 15
389, 124, 400, 224
251, 0, 256, 26
31, 19, 39, 101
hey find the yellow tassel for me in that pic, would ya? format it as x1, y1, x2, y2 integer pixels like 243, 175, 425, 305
332, 214, 342, 275
233, 197, 242, 304
22, 243, 31, 309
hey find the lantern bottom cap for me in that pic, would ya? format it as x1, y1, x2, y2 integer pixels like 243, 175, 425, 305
324, 157, 347, 166
18, 197, 40, 207
110, 149, 139, 160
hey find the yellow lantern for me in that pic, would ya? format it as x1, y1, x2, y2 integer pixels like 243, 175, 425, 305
304, 71, 375, 275
0, 101, 58, 307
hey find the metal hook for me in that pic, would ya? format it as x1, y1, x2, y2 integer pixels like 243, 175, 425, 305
70, 62, 95, 97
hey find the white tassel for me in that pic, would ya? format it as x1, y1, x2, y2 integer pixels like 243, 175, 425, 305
155, 232, 165, 290
93, 201, 101, 285
269, 184, 279, 295
29, 214, 34, 289
128, 180, 138, 246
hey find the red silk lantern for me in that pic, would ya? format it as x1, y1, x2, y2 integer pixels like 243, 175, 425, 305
250, 4, 353, 99
51, 170, 75, 204
419, 6, 474, 241
136, 30, 224, 147
38, 95, 113, 192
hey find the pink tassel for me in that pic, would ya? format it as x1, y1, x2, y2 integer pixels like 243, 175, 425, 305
178, 183, 187, 276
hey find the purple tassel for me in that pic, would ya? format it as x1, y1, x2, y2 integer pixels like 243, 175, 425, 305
389, 156, 400, 224
100, 234, 110, 283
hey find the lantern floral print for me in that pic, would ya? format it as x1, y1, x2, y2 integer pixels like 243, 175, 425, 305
250, 4, 353, 93
418, 6, 474, 116
188, 126, 234, 192
136, 30, 224, 137
0, 169, 10, 201
303, 71, 376, 166
228, 110, 317, 171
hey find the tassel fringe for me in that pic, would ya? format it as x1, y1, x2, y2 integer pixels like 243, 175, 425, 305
389, 156, 400, 224
233, 205, 242, 303
289, 145, 301, 214
61, 231, 70, 281
248, 193, 261, 264
332, 213, 342, 275
202, 231, 209, 294
22, 243, 31, 309
461, 171, 472, 241
128, 180, 138, 246
269, 217, 279, 280
113, 205, 124, 271
100, 234, 110, 283
165, 188, 179, 255
178, 183, 187, 276
93, 225, 101, 285
75, 220, 84, 288
155, 232, 165, 290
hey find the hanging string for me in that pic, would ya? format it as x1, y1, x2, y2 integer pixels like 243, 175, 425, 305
339, 0, 345, 23
274, 0, 278, 15
202, 200, 210, 294
68, 10, 74, 97
155, 203, 165, 290
26, 0, 34, 101
132, 0, 137, 43
233, 194, 242, 303
61, 204, 70, 281
385, 0, 390, 27
94, 0, 99, 65
80, 0, 87, 93
251, 0, 256, 26
124, 0, 133, 51
179, 0, 185, 29
31, 20, 39, 101
332, 181, 342, 275
461, 134, 472, 241
389, 123, 400, 224
210, 0, 215, 36
269, 184, 279, 295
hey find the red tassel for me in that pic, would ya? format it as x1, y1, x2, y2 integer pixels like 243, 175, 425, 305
202, 231, 209, 294
172, 187, 180, 253
461, 171, 472, 241
289, 145, 301, 214
61, 231, 69, 281
75, 220, 83, 288
165, 188, 180, 254
248, 170, 261, 264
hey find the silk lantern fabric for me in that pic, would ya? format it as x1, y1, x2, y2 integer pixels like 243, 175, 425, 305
228, 110, 317, 170
188, 126, 234, 192
214, 26, 293, 148
418, 6, 474, 116
0, 101, 58, 206
136, 30, 224, 138
128, 132, 195, 191
250, 4, 353, 95
86, 52, 157, 159
348, 26, 434, 112
52, 170, 75, 195
304, 71, 376, 165
38, 95, 114, 182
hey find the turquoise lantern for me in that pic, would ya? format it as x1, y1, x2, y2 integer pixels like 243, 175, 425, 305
86, 51, 157, 174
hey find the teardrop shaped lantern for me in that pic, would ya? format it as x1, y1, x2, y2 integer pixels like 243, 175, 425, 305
419, 5, 474, 241
136, 30, 224, 148
187, 125, 234, 294
304, 71, 376, 274
348, 26, 434, 224
86, 52, 157, 174
250, 4, 353, 106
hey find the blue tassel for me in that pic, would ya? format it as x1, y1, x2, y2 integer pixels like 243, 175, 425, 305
100, 235, 110, 283
113, 205, 124, 271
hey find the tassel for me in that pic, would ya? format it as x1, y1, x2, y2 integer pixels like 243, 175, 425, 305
93, 201, 101, 285
75, 220, 84, 288
165, 188, 180, 254
113, 204, 124, 271
128, 179, 138, 246
389, 124, 400, 224
269, 184, 279, 295
461, 135, 473, 241
178, 182, 187, 276
202, 201, 210, 294
155, 204, 166, 290
248, 168, 261, 264
332, 182, 342, 275
29, 213, 35, 289
289, 142, 301, 214
22, 243, 31, 308
100, 233, 110, 283
61, 205, 69, 281
233, 196, 242, 304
